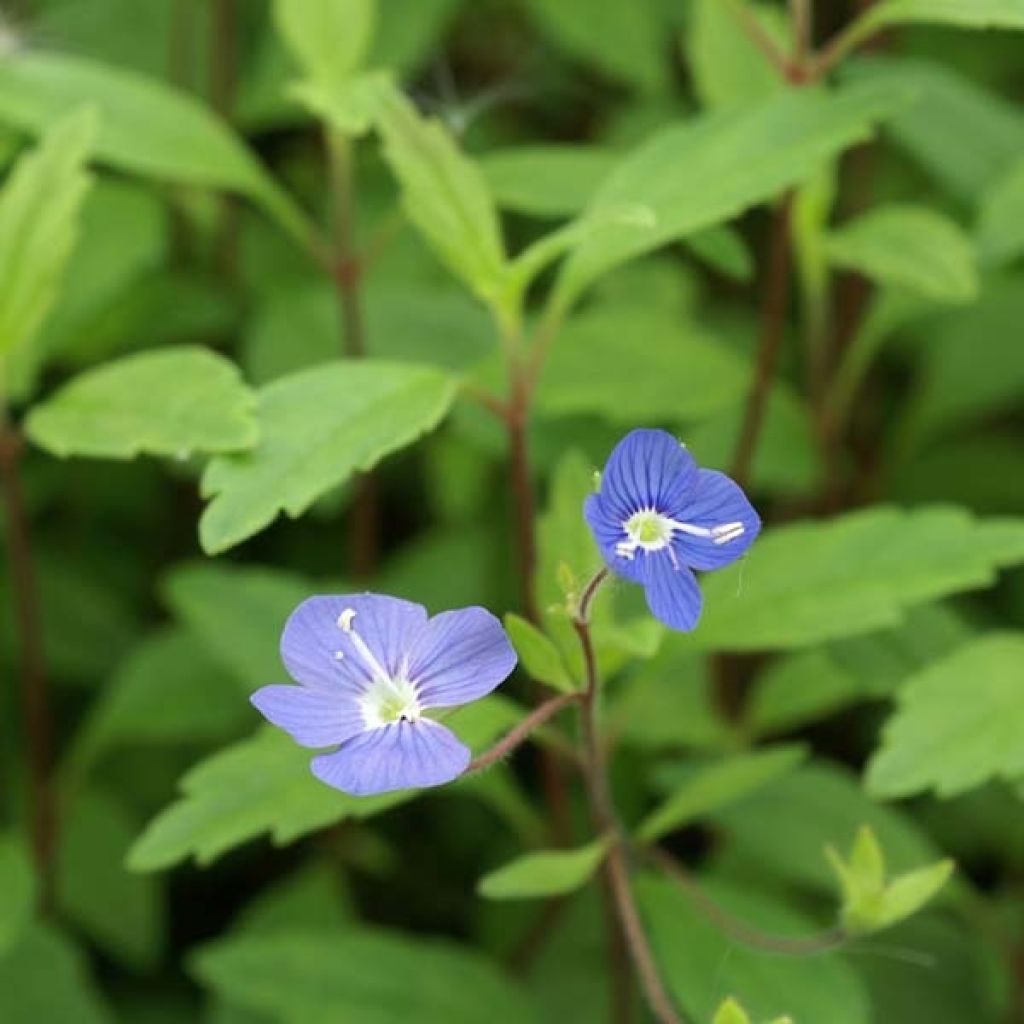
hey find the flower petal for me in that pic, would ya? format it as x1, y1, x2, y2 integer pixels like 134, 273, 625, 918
671, 469, 761, 571
407, 607, 517, 709
251, 684, 365, 748
599, 429, 697, 519
584, 493, 644, 583
310, 719, 470, 795
642, 552, 703, 632
280, 594, 427, 689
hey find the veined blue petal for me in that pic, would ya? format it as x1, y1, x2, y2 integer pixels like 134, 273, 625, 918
310, 719, 470, 795
600, 429, 697, 519
408, 607, 517, 709
642, 552, 703, 631
251, 684, 365, 748
584, 493, 644, 583
671, 469, 761, 571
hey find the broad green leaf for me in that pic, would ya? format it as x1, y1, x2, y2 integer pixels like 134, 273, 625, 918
504, 613, 576, 694
0, 107, 93, 363
273, 0, 376, 92
639, 874, 871, 1024
198, 360, 457, 554
161, 562, 314, 690
637, 746, 806, 843
480, 145, 616, 217
127, 698, 522, 870
0, 925, 112, 1023
551, 81, 907, 312
25, 347, 258, 460
825, 204, 978, 303
976, 158, 1024, 266
478, 838, 608, 900
852, 0, 1024, 46
535, 307, 749, 424
56, 788, 162, 969
0, 835, 34, 956
746, 604, 972, 736
191, 928, 538, 1024
369, 80, 507, 307
689, 506, 1024, 652
522, 0, 668, 94
867, 633, 1024, 798
686, 0, 785, 111
0, 51, 310, 244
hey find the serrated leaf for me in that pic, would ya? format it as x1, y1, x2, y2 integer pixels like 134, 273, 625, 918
190, 928, 538, 1024
25, 347, 258, 460
503, 613, 576, 694
689, 507, 1024, 652
198, 360, 457, 554
637, 746, 806, 843
273, 0, 376, 92
0, 107, 94, 363
478, 839, 608, 900
126, 698, 522, 871
866, 633, 1024, 798
551, 81, 908, 312
0, 51, 309, 244
825, 203, 977, 303
0, 835, 34, 956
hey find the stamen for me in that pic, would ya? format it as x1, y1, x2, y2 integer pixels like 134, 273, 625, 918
337, 608, 390, 682
617, 509, 746, 561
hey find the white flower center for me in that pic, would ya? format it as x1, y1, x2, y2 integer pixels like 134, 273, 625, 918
338, 609, 422, 728
615, 508, 745, 562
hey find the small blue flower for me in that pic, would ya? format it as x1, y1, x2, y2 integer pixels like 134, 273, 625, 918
585, 428, 760, 631
251, 594, 517, 796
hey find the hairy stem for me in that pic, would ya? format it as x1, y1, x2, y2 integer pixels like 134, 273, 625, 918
0, 419, 55, 910
466, 692, 581, 774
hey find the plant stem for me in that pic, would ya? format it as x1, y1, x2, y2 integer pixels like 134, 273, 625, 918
574, 572, 683, 1024
326, 129, 378, 578
209, 0, 241, 278
724, 0, 792, 79
0, 418, 55, 911
731, 194, 794, 488
790, 0, 813, 64
466, 692, 581, 773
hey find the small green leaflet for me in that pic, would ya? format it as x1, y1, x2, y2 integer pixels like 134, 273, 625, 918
199, 360, 457, 554
866, 633, 1024, 798
0, 107, 94, 363
25, 347, 258, 459
713, 996, 793, 1024
477, 838, 608, 900
503, 613, 576, 694
273, 0, 376, 93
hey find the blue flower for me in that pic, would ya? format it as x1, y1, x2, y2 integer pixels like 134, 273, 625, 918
251, 594, 517, 796
584, 429, 760, 631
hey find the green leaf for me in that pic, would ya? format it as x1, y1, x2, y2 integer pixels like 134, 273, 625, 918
126, 698, 522, 870
521, 0, 668, 94
162, 562, 314, 690
0, 51, 310, 244
637, 746, 806, 843
713, 998, 752, 1024
273, 0, 376, 92
0, 925, 112, 1023
976, 159, 1024, 266
535, 307, 749, 424
503, 613, 576, 694
191, 928, 538, 1024
198, 360, 457, 554
478, 838, 608, 900
369, 79, 507, 307
866, 633, 1024, 798
551, 81, 908, 312
0, 107, 94, 363
25, 347, 258, 460
233, 860, 352, 934
689, 506, 1024, 652
56, 788, 162, 969
0, 835, 34, 956
639, 875, 870, 1023
875, 860, 955, 930
824, 204, 978, 303
856, 0, 1024, 39
684, 224, 753, 282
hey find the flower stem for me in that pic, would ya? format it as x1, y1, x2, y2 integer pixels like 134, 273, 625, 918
574, 571, 683, 1024
0, 417, 55, 911
466, 692, 581, 774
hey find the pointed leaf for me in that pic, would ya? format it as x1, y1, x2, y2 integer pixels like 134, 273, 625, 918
0, 835, 34, 956
876, 860, 955, 930
504, 613, 576, 694
273, 0, 376, 91
478, 839, 608, 900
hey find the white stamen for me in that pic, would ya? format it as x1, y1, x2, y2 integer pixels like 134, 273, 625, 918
336, 608, 390, 682
616, 508, 746, 561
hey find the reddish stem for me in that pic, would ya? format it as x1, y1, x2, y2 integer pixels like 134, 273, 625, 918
466, 692, 580, 774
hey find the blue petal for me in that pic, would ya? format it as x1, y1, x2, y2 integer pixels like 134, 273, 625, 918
584, 493, 644, 583
310, 719, 470, 795
599, 429, 697, 519
642, 551, 703, 631
280, 594, 427, 689
251, 684, 364, 748
671, 469, 761, 571
407, 607, 517, 709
